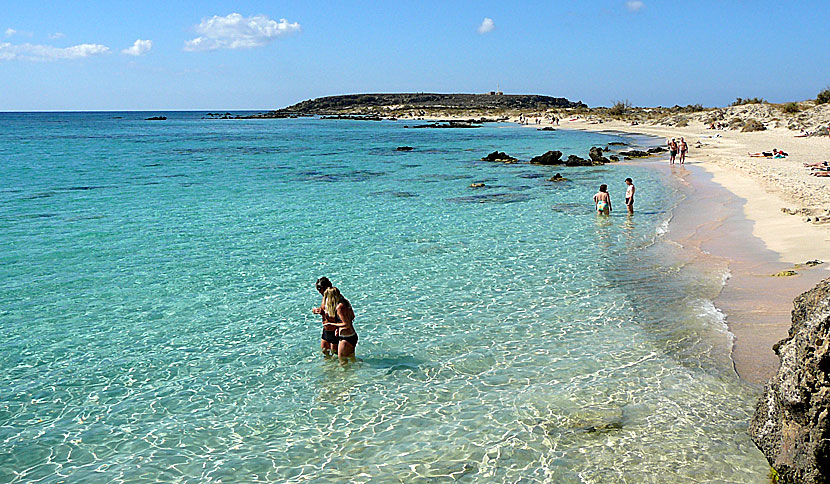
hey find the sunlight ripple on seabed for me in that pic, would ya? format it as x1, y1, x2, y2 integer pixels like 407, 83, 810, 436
0, 114, 767, 483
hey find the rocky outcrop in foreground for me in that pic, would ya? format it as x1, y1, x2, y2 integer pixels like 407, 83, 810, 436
750, 278, 830, 484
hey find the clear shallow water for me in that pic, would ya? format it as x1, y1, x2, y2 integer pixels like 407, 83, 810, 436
0, 113, 767, 483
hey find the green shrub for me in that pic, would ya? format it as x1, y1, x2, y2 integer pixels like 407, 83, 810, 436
608, 100, 631, 116
732, 97, 767, 106
781, 102, 800, 113
742, 118, 766, 132
675, 116, 688, 127
817, 87, 830, 104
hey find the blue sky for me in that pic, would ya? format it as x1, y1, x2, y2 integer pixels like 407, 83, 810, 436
1, 1, 828, 110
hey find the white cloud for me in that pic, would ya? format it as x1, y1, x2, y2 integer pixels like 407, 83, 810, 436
184, 13, 300, 51
626, 1, 645, 12
122, 39, 152, 56
477, 18, 495, 34
0, 42, 110, 61
5, 28, 16, 37
49, 32, 65, 40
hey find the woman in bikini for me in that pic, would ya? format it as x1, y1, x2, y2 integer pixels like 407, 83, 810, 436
312, 277, 339, 354
323, 287, 358, 358
593, 184, 612, 216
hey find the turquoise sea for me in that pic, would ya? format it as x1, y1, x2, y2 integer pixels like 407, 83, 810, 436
1, 112, 767, 483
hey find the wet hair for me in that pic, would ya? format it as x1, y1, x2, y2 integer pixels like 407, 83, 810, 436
323, 287, 350, 318
315, 277, 332, 294
625, 178, 633, 183
599, 184, 607, 192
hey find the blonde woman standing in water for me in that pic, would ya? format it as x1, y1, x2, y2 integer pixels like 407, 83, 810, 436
323, 287, 358, 358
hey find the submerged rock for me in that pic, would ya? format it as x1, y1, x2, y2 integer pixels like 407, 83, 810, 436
647, 146, 668, 153
750, 278, 830, 484
396, 146, 414, 151
529, 150, 563, 165
480, 151, 518, 163
548, 173, 567, 182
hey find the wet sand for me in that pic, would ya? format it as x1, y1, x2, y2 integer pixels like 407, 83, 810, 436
658, 162, 828, 383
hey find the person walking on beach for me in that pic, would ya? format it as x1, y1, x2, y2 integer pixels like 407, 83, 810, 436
593, 184, 612, 215
679, 138, 688, 164
312, 277, 339, 355
624, 178, 635, 214
668, 138, 678, 164
322, 287, 358, 358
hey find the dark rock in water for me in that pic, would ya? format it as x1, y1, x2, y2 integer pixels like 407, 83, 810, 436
647, 146, 668, 153
408, 121, 481, 129
470, 183, 486, 188
537, 127, 556, 131
588, 146, 610, 164
517, 172, 546, 179
609, 155, 620, 162
583, 420, 623, 433
447, 192, 532, 204
548, 173, 567, 182
618, 150, 651, 158
529, 150, 563, 165
750, 278, 830, 484
481, 151, 518, 163
565, 154, 593, 166
607, 141, 627, 146
396, 146, 414, 151
146, 116, 167, 121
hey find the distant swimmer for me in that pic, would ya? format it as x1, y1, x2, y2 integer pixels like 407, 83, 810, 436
312, 277, 339, 355
593, 184, 612, 215
624, 178, 635, 214
323, 287, 358, 358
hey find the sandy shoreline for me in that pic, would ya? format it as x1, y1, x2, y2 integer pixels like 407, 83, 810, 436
549, 118, 830, 383
398, 112, 829, 382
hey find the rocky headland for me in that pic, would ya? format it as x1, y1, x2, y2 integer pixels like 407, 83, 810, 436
244, 93, 586, 119
750, 278, 830, 484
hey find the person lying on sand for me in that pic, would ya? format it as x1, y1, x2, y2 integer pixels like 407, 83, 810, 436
804, 161, 829, 168
810, 171, 830, 177
748, 149, 787, 158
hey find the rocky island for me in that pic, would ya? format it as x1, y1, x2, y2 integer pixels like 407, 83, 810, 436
242, 93, 586, 119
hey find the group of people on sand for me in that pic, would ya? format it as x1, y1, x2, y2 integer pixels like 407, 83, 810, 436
517, 114, 560, 126
311, 277, 358, 358
805, 161, 830, 177
593, 178, 635, 215
668, 138, 688, 164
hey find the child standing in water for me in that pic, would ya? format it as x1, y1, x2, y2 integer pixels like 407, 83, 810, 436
593, 184, 612, 215
624, 178, 635, 214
